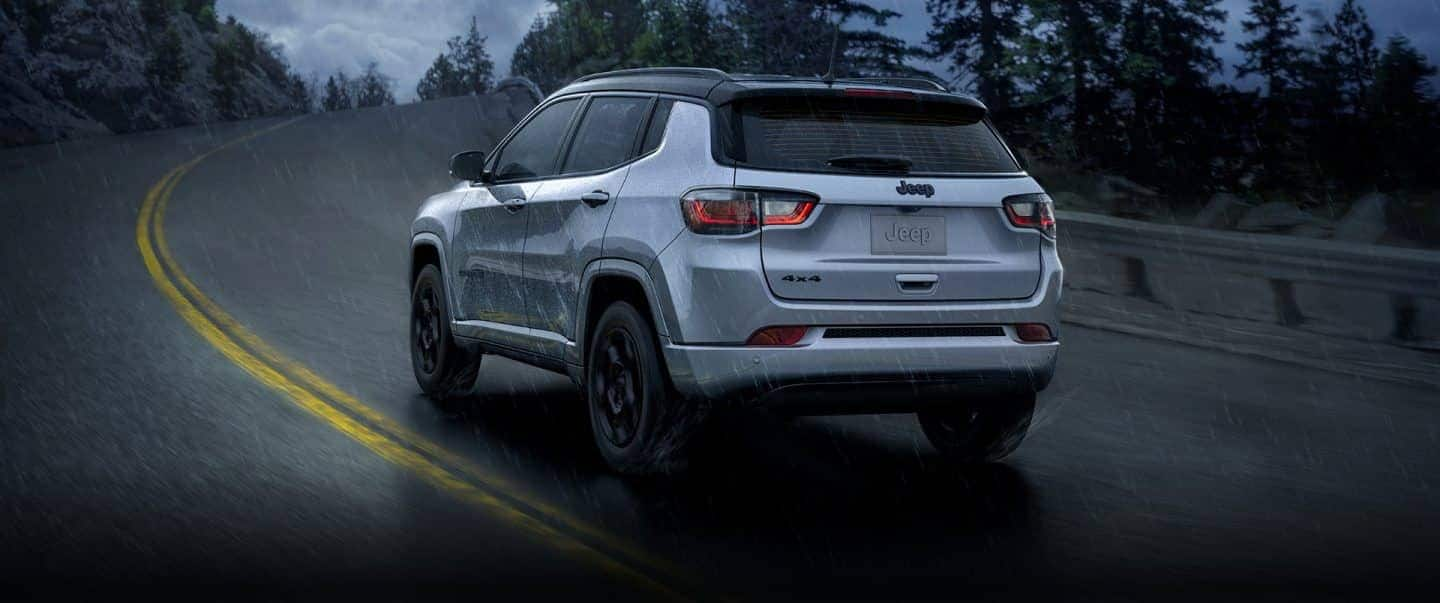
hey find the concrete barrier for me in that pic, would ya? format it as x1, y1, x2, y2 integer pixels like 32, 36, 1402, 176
1059, 210, 1440, 388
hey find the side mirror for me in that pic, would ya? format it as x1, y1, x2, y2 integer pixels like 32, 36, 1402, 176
449, 150, 488, 183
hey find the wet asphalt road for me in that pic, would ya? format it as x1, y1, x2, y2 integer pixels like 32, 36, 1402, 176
2, 98, 1438, 600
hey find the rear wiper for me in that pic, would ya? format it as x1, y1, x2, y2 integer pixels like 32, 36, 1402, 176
825, 154, 913, 174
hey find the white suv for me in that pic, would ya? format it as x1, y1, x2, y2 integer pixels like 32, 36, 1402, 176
409, 68, 1061, 474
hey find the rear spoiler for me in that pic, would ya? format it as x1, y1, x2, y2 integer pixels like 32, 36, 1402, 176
706, 82, 988, 115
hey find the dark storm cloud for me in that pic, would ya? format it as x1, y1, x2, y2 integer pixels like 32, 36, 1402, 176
220, 0, 1439, 99
216, 0, 545, 100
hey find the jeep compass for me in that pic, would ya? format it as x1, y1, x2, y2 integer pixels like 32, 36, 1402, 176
409, 68, 1061, 474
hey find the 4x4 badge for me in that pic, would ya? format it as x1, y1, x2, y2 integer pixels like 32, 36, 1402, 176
895, 180, 935, 198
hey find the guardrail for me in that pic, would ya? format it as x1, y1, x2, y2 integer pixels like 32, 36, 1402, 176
1058, 210, 1440, 350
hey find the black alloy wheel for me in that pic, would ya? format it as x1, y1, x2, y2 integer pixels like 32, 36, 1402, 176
592, 326, 643, 448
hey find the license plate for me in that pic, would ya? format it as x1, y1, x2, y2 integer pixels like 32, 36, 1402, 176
871, 215, 946, 255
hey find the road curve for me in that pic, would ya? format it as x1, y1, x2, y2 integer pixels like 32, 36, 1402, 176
3, 97, 1438, 599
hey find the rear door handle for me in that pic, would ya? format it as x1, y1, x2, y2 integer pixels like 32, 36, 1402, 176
502, 197, 525, 213
580, 190, 610, 208
580, 191, 610, 208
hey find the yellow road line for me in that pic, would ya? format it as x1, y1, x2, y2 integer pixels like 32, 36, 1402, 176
135, 118, 687, 598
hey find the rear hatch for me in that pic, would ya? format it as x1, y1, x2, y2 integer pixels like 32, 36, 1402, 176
724, 91, 1045, 302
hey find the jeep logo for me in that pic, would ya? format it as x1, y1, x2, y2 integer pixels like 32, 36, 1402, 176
883, 222, 934, 245
895, 180, 935, 198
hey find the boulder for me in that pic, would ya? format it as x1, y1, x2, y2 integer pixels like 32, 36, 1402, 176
1334, 192, 1392, 243
1191, 192, 1249, 229
1235, 201, 1317, 233
1289, 222, 1335, 239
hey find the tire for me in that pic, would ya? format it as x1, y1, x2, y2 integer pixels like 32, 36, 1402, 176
410, 264, 479, 404
586, 301, 702, 475
917, 393, 1036, 464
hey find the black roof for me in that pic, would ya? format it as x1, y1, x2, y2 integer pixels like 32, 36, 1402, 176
551, 68, 987, 112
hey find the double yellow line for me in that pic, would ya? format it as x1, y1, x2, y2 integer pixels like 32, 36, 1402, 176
135, 118, 690, 598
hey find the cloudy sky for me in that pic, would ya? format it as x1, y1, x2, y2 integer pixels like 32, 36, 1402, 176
217, 0, 1440, 101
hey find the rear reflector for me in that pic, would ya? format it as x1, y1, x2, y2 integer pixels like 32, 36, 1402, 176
746, 326, 809, 347
1015, 323, 1054, 343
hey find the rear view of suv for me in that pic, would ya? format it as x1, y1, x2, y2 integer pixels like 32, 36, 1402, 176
409, 68, 1061, 474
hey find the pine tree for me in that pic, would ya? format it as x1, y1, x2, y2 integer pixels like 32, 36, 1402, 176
511, 0, 649, 93
147, 23, 188, 92
210, 40, 243, 119
183, 0, 219, 32
287, 73, 313, 114
1236, 0, 1304, 192
1371, 35, 1439, 190
1020, 0, 1124, 166
1117, 0, 1225, 187
1312, 0, 1378, 117
449, 16, 495, 95
925, 0, 1027, 114
725, 0, 833, 75
140, 0, 187, 92
1303, 0, 1380, 192
354, 62, 396, 108
138, 0, 172, 31
322, 71, 352, 112
1236, 0, 1302, 94
631, 0, 738, 70
416, 53, 466, 100
416, 16, 494, 100
724, 0, 922, 78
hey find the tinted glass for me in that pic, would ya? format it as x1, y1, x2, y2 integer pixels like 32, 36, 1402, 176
731, 97, 1018, 174
639, 99, 674, 155
493, 98, 580, 181
561, 96, 650, 174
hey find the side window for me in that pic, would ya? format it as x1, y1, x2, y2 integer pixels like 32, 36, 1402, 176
493, 98, 580, 182
639, 99, 674, 155
560, 96, 651, 174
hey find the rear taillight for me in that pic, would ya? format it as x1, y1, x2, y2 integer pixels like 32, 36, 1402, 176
682, 190, 757, 234
746, 326, 809, 347
681, 189, 817, 234
1003, 193, 1056, 238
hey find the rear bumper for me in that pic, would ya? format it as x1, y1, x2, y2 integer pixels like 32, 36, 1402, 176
662, 328, 1057, 412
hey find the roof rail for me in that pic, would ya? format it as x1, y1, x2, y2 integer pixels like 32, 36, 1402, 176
840, 77, 949, 93
573, 67, 730, 83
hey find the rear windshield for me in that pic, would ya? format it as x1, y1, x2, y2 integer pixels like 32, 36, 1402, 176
723, 96, 1019, 175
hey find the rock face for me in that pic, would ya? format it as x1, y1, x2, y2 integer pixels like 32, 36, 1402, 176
1192, 193, 1249, 229
1334, 192, 1392, 243
1236, 201, 1320, 233
0, 0, 301, 147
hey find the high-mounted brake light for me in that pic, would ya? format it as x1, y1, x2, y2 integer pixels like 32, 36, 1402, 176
681, 189, 818, 234
843, 88, 916, 99
1003, 193, 1057, 238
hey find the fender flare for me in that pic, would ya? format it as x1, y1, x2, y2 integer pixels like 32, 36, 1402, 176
410, 233, 460, 324
572, 258, 674, 367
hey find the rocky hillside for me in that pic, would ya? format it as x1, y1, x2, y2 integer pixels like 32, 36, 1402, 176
0, 0, 305, 147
